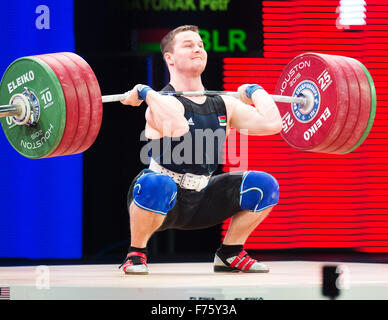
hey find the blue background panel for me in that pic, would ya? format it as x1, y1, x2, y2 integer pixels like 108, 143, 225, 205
0, 0, 82, 259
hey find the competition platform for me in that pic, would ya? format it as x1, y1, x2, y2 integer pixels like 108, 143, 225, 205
1, 260, 388, 300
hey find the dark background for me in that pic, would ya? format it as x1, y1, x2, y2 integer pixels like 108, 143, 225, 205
76, 0, 262, 263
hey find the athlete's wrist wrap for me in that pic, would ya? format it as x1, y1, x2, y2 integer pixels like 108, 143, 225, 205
245, 84, 263, 99
137, 85, 152, 101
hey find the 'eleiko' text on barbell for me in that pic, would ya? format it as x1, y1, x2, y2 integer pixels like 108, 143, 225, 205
7, 71, 35, 94
304, 107, 331, 141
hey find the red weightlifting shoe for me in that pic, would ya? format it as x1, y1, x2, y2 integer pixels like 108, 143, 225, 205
119, 251, 149, 275
214, 250, 269, 273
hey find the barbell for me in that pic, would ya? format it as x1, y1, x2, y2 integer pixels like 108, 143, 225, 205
0, 52, 376, 159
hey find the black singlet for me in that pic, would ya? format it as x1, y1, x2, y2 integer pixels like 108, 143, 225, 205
146, 84, 228, 176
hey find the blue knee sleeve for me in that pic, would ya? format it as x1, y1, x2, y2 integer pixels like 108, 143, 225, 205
239, 171, 279, 213
133, 173, 177, 215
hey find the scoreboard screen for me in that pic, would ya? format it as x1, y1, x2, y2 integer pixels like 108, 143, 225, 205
116, 0, 262, 55
222, 0, 388, 254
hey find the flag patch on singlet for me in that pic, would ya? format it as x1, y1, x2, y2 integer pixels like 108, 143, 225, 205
218, 115, 227, 126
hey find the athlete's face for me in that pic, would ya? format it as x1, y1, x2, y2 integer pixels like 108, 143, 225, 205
166, 30, 207, 76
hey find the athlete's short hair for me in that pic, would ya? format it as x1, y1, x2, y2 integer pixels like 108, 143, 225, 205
160, 25, 199, 56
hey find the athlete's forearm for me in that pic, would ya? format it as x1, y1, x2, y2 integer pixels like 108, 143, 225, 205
251, 89, 282, 132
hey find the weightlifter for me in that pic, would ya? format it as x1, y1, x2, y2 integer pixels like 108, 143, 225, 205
120, 25, 282, 274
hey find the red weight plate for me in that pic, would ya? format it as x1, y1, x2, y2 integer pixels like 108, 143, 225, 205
329, 58, 371, 154
275, 53, 348, 152
60, 52, 103, 154
48, 53, 91, 155
34, 54, 79, 158
319, 55, 359, 154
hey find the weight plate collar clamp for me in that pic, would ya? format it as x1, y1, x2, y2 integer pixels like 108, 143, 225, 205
9, 87, 40, 126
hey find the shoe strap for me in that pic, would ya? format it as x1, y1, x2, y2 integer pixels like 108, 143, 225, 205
229, 250, 257, 270
126, 252, 147, 261
119, 251, 147, 269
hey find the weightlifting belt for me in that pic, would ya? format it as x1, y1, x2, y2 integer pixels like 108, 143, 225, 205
149, 158, 210, 192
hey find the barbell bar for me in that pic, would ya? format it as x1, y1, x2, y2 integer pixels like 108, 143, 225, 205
0, 104, 22, 118
100, 91, 309, 105
0, 90, 309, 118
